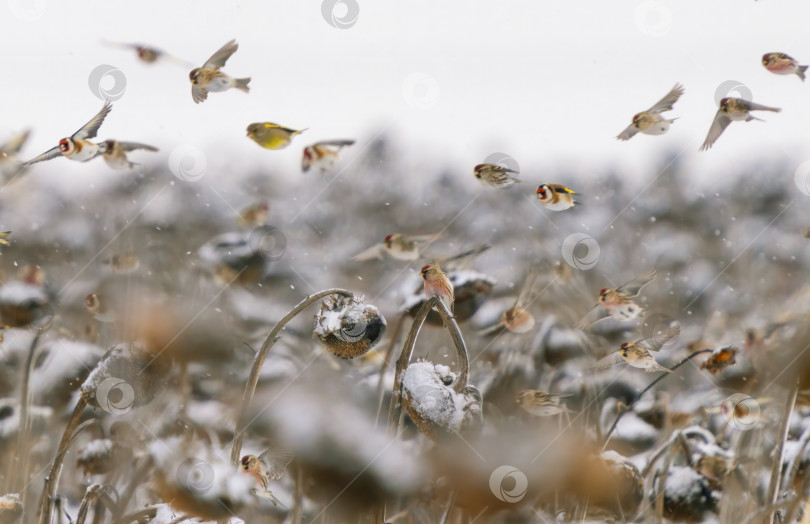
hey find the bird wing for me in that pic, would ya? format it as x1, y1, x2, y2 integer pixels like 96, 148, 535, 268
0, 130, 30, 154
551, 184, 577, 195
23, 146, 61, 166
352, 243, 386, 261
648, 83, 685, 114
515, 267, 540, 309
202, 39, 239, 70
592, 352, 624, 371
637, 324, 681, 352
73, 102, 113, 141
192, 84, 208, 104
618, 269, 656, 298
616, 123, 639, 141
258, 447, 295, 479
115, 141, 159, 152
577, 303, 609, 330
745, 101, 781, 113
314, 139, 356, 148
408, 233, 444, 244
263, 123, 304, 134
700, 111, 731, 151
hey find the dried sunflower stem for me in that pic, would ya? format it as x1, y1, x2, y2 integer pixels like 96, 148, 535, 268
387, 296, 470, 431
374, 312, 408, 428
229, 288, 354, 465
38, 394, 89, 524
112, 455, 154, 522
766, 379, 799, 524
601, 349, 712, 451
76, 484, 103, 524
13, 333, 41, 498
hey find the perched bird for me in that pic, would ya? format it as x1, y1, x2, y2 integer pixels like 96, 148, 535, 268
24, 102, 112, 165
536, 184, 579, 211
594, 326, 679, 373
516, 390, 572, 416
762, 52, 808, 81
101, 139, 158, 169
473, 163, 522, 189
240, 449, 294, 506
85, 293, 115, 323
699, 97, 781, 151
352, 233, 442, 262
302, 139, 356, 172
246, 123, 306, 150
616, 83, 684, 140
420, 263, 454, 314
479, 268, 538, 335
102, 252, 140, 273
238, 200, 270, 228
0, 130, 30, 180
695, 454, 735, 483
102, 40, 191, 66
579, 269, 656, 329
189, 40, 250, 104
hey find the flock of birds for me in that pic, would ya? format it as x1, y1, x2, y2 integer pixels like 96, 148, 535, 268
0, 36, 807, 522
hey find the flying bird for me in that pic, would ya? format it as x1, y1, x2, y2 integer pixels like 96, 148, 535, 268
762, 52, 808, 81
101, 139, 158, 169
189, 40, 251, 103
352, 233, 442, 262
246, 123, 306, 150
579, 269, 656, 329
617, 83, 684, 140
700, 98, 780, 151
302, 139, 356, 172
536, 183, 579, 211
24, 102, 112, 166
474, 163, 522, 189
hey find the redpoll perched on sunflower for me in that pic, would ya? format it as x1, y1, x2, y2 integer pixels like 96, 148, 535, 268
420, 263, 454, 314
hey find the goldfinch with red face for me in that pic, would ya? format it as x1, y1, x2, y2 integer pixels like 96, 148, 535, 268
762, 52, 808, 81
536, 184, 579, 211
302, 139, 356, 172
189, 40, 251, 104
700, 97, 781, 151
24, 102, 112, 166
617, 83, 684, 140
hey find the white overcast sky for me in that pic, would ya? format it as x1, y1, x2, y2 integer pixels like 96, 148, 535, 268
3, 0, 810, 189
